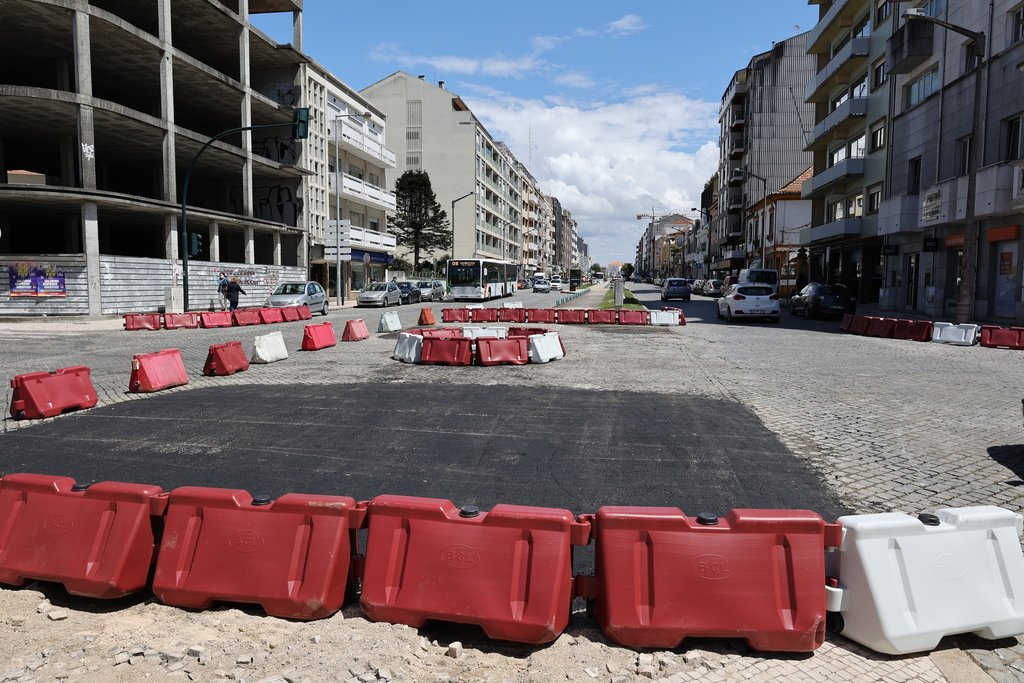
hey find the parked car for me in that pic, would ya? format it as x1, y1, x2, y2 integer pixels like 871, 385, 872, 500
397, 281, 422, 305
415, 280, 445, 302
719, 275, 739, 297
266, 281, 329, 315
702, 279, 723, 297
738, 268, 781, 293
717, 284, 781, 323
661, 278, 692, 302
533, 278, 551, 293
790, 282, 857, 318
549, 275, 563, 291
357, 281, 401, 307
692, 279, 705, 293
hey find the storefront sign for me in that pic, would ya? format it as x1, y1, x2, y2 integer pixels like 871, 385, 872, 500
922, 238, 939, 252
1000, 251, 1015, 276
944, 233, 964, 248
921, 189, 943, 222
350, 249, 391, 265
987, 225, 1020, 243
7, 263, 66, 298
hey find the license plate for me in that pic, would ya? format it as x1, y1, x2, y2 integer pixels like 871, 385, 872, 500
750, 309, 766, 314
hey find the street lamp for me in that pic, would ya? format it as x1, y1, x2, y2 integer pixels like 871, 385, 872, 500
902, 11, 985, 324
332, 110, 372, 306
450, 191, 474, 263
743, 170, 769, 267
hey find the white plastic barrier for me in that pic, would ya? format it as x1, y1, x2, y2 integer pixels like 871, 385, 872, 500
378, 310, 402, 333
251, 331, 288, 364
461, 326, 507, 339
528, 332, 565, 363
465, 303, 484, 309
826, 506, 1024, 655
649, 309, 680, 326
502, 301, 524, 308
931, 322, 980, 345
392, 332, 423, 364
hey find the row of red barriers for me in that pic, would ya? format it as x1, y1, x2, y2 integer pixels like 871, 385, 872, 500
0, 473, 840, 650
979, 325, 1024, 350
839, 314, 934, 342
124, 306, 312, 331
441, 308, 649, 325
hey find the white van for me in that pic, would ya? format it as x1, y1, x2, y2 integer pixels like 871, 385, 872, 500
738, 268, 780, 293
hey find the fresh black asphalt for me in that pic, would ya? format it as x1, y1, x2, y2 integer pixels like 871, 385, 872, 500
0, 383, 849, 521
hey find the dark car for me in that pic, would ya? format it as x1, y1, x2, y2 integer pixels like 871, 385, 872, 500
397, 281, 422, 305
790, 282, 857, 318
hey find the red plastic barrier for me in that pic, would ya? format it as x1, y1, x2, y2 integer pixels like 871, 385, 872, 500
163, 313, 200, 330
420, 337, 474, 366
9, 366, 98, 420
893, 319, 934, 341
361, 495, 590, 643
839, 313, 855, 332
199, 311, 233, 328
124, 313, 161, 331
297, 304, 313, 320
476, 337, 530, 366
442, 308, 471, 323
414, 328, 465, 339
280, 306, 302, 322
526, 309, 557, 324
587, 309, 617, 325
498, 307, 527, 323
259, 307, 284, 324
129, 348, 189, 393
232, 309, 261, 326
507, 327, 550, 338
848, 315, 871, 335
203, 341, 250, 376
471, 308, 499, 323
342, 319, 370, 341
865, 317, 897, 338
418, 308, 436, 325
301, 322, 336, 350
980, 325, 1024, 349
585, 507, 840, 652
618, 310, 650, 325
0, 474, 165, 598
152, 487, 360, 620
557, 309, 586, 324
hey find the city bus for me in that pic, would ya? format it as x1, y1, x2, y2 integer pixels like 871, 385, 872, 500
447, 259, 518, 300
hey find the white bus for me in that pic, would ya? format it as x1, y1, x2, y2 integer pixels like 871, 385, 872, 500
447, 259, 517, 300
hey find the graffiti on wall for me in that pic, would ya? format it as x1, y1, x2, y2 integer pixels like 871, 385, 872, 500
253, 137, 298, 165
8, 263, 66, 298
230, 185, 302, 227
222, 266, 281, 288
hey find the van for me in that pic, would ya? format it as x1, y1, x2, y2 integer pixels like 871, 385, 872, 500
738, 268, 780, 293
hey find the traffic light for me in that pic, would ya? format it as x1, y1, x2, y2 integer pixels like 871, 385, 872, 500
292, 107, 310, 140
189, 232, 204, 257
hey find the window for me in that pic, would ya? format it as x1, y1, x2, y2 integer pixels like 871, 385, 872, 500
870, 120, 886, 152
908, 156, 923, 194
852, 14, 871, 39
829, 145, 848, 168
924, 0, 944, 16
848, 134, 867, 159
1014, 4, 1024, 43
867, 184, 883, 213
831, 91, 849, 111
876, 0, 891, 25
851, 73, 869, 99
905, 67, 940, 108
872, 58, 887, 89
963, 41, 980, 73
956, 136, 971, 176
1005, 115, 1023, 161
846, 193, 864, 218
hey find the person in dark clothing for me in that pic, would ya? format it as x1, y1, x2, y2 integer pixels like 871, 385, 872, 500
224, 277, 246, 311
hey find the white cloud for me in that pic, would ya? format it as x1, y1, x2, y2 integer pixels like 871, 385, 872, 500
606, 15, 647, 35
552, 72, 597, 89
462, 88, 720, 265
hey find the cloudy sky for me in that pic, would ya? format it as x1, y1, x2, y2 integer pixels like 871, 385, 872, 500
253, 2, 819, 266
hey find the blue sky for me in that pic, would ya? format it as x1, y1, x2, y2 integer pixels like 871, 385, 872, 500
252, 2, 820, 266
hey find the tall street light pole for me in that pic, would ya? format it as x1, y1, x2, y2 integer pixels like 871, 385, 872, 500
902, 11, 985, 324
450, 191, 474, 263
331, 110, 372, 307
744, 170, 769, 267
691, 206, 710, 279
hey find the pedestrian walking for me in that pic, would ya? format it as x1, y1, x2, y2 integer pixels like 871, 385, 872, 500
224, 277, 246, 311
217, 271, 230, 311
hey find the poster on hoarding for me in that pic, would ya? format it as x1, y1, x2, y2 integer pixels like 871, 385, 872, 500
7, 263, 67, 298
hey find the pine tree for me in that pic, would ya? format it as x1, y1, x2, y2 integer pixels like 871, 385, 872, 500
388, 170, 450, 270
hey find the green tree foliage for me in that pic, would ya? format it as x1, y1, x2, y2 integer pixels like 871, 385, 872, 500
388, 171, 450, 270
622, 263, 635, 279
590, 263, 602, 273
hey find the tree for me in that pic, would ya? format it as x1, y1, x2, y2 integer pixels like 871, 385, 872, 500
388, 170, 450, 270
622, 263, 635, 279
590, 263, 602, 274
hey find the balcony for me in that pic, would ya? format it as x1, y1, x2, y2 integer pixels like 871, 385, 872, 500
721, 74, 748, 108
802, 157, 865, 198
975, 163, 1016, 217
324, 220, 397, 253
726, 191, 744, 213
329, 173, 397, 210
723, 249, 747, 260
527, 258, 538, 266
327, 118, 397, 168
887, 20, 934, 75
805, 97, 868, 149
1014, 161, 1024, 207
727, 169, 745, 187
807, 0, 855, 54
730, 104, 746, 130
809, 217, 863, 243
805, 37, 871, 103
728, 137, 745, 159
877, 194, 921, 236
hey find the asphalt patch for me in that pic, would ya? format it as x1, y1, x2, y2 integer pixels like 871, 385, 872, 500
0, 383, 849, 521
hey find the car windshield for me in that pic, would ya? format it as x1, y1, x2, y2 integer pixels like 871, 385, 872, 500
667, 280, 686, 287
365, 283, 387, 292
416, 281, 432, 288
398, 283, 413, 290
272, 283, 305, 295
737, 286, 774, 296
747, 271, 779, 285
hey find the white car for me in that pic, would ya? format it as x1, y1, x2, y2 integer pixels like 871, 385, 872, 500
533, 279, 551, 293
549, 276, 563, 291
717, 284, 781, 323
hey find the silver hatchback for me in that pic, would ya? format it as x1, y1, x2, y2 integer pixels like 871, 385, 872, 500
266, 281, 329, 315
357, 281, 402, 307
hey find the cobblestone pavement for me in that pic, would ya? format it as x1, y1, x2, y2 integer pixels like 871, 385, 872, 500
1, 289, 1022, 681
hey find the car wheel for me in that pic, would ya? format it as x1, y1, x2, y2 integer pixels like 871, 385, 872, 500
716, 305, 723, 319
321, 300, 329, 316
726, 307, 734, 323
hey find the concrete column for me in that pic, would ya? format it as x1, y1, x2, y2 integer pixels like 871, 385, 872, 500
292, 8, 303, 52
210, 222, 220, 262
244, 227, 254, 264
273, 231, 281, 266
158, 0, 176, 203
239, 3, 254, 219
297, 231, 307, 269
73, 10, 96, 190
82, 203, 101, 315
164, 215, 178, 260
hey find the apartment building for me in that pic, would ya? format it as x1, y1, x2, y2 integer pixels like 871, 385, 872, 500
878, 0, 1024, 322
714, 32, 816, 277
0, 0, 320, 315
